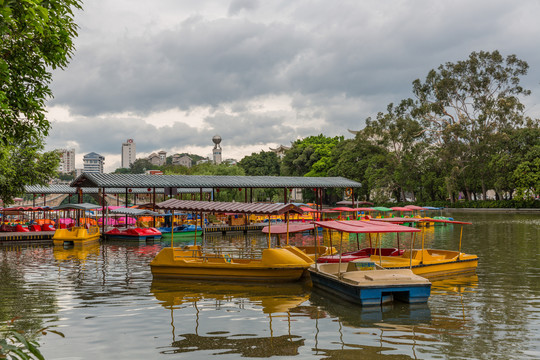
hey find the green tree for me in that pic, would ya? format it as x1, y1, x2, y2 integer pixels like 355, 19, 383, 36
0, 0, 82, 144
0, 140, 59, 205
328, 135, 386, 202
413, 50, 530, 201
0, 0, 81, 204
364, 101, 425, 202
281, 134, 343, 177
238, 151, 280, 176
129, 158, 157, 174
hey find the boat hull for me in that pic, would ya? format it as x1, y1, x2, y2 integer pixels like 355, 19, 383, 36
309, 264, 431, 306
150, 246, 313, 282
370, 249, 478, 279
105, 227, 162, 241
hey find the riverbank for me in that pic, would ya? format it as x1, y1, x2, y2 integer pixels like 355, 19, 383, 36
444, 208, 540, 213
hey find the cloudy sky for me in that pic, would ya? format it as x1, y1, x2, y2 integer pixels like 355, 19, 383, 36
45, 0, 540, 172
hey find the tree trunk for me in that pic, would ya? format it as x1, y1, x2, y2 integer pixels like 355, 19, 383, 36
481, 179, 487, 200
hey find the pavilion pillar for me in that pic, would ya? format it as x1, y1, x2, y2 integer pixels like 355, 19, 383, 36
351, 188, 355, 208
102, 187, 106, 234
250, 188, 253, 203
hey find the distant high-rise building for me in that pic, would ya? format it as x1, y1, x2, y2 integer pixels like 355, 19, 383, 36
121, 139, 136, 168
212, 135, 222, 165
83, 152, 105, 173
57, 148, 76, 173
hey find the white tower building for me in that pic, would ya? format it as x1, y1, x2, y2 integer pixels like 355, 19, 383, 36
121, 138, 136, 168
212, 135, 222, 165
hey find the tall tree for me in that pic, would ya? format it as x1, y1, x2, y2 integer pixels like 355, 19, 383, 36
0, 0, 82, 203
0, 140, 59, 204
238, 151, 280, 176
364, 101, 425, 202
1, 0, 82, 144
412, 50, 530, 201
281, 134, 343, 177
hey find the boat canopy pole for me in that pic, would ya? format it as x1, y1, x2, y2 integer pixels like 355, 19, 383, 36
409, 232, 415, 269
397, 233, 400, 252
171, 210, 175, 249
338, 231, 343, 279
378, 233, 382, 266
314, 225, 320, 264
421, 227, 425, 264
458, 225, 463, 260
285, 211, 290, 245
267, 215, 271, 248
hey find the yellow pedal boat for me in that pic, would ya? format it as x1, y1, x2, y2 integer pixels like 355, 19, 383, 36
150, 245, 314, 282
52, 225, 101, 246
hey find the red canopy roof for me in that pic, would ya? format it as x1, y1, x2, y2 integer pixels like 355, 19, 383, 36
330, 207, 355, 211
391, 207, 413, 212
300, 206, 317, 213
261, 223, 315, 234
404, 205, 426, 210
313, 220, 420, 233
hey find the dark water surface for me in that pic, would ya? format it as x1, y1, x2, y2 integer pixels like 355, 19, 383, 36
1, 212, 538, 359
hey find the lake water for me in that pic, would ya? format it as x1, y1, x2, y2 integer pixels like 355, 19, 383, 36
1, 211, 538, 359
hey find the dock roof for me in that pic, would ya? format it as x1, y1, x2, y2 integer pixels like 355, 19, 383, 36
70, 173, 362, 189
25, 184, 211, 194
155, 199, 304, 215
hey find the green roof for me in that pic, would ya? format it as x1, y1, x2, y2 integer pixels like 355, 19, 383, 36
70, 173, 362, 189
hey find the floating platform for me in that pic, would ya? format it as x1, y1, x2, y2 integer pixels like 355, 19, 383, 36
0, 231, 54, 243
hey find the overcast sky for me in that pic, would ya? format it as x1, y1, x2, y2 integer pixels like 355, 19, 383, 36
44, 0, 540, 172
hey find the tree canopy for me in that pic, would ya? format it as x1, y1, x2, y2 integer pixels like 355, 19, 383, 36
0, 0, 81, 204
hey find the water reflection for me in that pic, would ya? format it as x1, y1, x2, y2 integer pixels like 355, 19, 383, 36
151, 280, 310, 357
53, 244, 100, 262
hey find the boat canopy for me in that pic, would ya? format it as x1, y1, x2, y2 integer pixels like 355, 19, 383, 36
300, 206, 317, 213
109, 208, 160, 216
371, 206, 393, 212
155, 199, 304, 215
53, 203, 102, 211
423, 206, 443, 210
330, 207, 355, 211
313, 220, 420, 233
404, 205, 426, 210
391, 207, 413, 212
353, 207, 374, 212
261, 223, 315, 234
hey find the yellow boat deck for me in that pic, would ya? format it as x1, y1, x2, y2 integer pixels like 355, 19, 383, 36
369, 249, 478, 279
52, 225, 101, 246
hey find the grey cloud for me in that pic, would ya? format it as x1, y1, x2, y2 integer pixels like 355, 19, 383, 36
228, 0, 259, 16
46, 0, 540, 156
